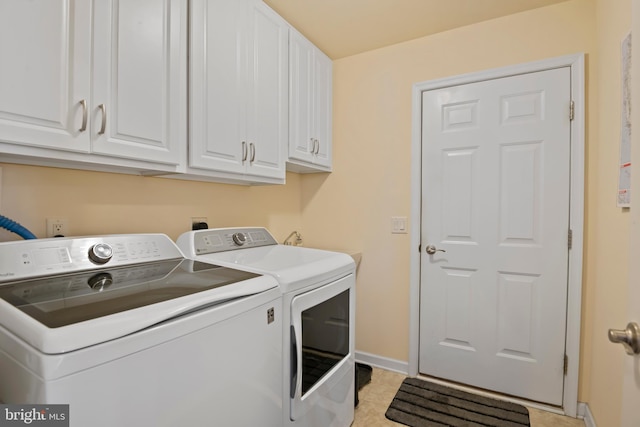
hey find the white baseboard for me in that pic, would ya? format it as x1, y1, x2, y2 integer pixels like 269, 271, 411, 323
577, 402, 596, 427
355, 351, 409, 375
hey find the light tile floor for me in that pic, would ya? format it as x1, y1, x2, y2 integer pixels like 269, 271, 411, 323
353, 367, 586, 427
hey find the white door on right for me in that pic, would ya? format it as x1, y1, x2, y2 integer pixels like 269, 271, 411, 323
419, 67, 571, 405
619, 2, 640, 425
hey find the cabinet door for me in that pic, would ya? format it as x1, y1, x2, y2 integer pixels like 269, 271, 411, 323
92, 0, 185, 165
288, 29, 315, 165
0, 0, 91, 153
288, 29, 333, 172
245, 1, 288, 180
189, 0, 247, 174
312, 50, 333, 170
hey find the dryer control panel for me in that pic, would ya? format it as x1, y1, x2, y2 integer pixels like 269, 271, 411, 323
188, 227, 278, 255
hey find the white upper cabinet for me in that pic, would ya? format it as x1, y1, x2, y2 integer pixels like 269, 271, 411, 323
91, 0, 185, 166
0, 0, 91, 153
288, 28, 333, 173
0, 0, 328, 183
188, 0, 288, 184
0, 0, 186, 173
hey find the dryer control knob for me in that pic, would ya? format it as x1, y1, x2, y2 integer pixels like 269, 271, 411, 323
89, 243, 114, 264
232, 232, 248, 246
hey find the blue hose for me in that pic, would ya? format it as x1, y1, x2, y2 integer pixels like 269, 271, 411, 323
0, 215, 37, 240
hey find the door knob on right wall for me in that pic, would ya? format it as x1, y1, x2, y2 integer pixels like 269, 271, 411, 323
608, 322, 640, 355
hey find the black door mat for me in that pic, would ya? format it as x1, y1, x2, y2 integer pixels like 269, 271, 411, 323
385, 377, 530, 427
355, 363, 373, 407
357, 363, 372, 390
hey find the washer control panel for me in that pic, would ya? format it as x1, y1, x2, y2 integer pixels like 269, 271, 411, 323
192, 227, 278, 255
0, 234, 183, 283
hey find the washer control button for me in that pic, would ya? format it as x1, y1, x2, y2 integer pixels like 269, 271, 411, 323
232, 232, 248, 246
89, 243, 114, 264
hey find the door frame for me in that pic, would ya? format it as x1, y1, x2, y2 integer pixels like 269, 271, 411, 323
408, 53, 585, 417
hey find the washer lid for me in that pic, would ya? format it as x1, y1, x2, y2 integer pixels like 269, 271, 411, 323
0, 259, 277, 354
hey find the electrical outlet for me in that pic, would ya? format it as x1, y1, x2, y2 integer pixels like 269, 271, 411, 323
191, 217, 208, 230
46, 218, 68, 238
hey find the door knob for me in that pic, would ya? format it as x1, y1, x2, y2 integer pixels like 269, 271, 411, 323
608, 322, 640, 355
425, 245, 446, 255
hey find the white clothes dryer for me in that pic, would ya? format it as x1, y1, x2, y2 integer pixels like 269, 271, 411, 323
0, 234, 282, 427
177, 227, 356, 427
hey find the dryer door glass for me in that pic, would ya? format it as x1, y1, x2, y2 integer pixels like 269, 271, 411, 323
300, 289, 350, 395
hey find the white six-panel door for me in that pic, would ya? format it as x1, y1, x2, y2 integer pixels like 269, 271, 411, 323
620, 2, 640, 425
419, 67, 571, 405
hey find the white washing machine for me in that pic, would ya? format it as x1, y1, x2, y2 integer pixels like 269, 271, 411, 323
177, 227, 356, 427
0, 234, 283, 427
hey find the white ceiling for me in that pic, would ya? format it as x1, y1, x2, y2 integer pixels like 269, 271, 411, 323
263, 0, 574, 59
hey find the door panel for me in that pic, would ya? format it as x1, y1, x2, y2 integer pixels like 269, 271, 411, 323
313, 49, 333, 168
189, 0, 246, 173
289, 30, 315, 164
0, 0, 91, 152
92, 0, 183, 165
245, 2, 287, 179
419, 67, 571, 405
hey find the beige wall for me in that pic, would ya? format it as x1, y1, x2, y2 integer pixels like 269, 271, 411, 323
583, 0, 631, 425
300, 0, 624, 423
0, 0, 632, 424
303, 0, 596, 360
0, 165, 303, 243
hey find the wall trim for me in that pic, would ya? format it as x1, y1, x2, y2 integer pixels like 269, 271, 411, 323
355, 351, 409, 375
578, 402, 597, 427
408, 53, 585, 417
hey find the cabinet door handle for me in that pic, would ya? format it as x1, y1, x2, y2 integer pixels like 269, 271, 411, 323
98, 104, 107, 135
242, 141, 248, 162
79, 100, 88, 132
309, 138, 315, 154
249, 142, 256, 162
314, 138, 320, 154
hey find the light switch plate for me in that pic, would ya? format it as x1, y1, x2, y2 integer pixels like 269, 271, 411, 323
391, 216, 408, 234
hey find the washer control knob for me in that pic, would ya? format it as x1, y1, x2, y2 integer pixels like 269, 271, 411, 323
232, 232, 248, 246
88, 243, 114, 264
88, 273, 113, 291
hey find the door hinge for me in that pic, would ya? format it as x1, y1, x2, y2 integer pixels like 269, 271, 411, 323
569, 101, 575, 121
564, 354, 568, 375
568, 229, 573, 250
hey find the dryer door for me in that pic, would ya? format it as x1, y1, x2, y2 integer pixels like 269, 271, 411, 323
289, 274, 355, 422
